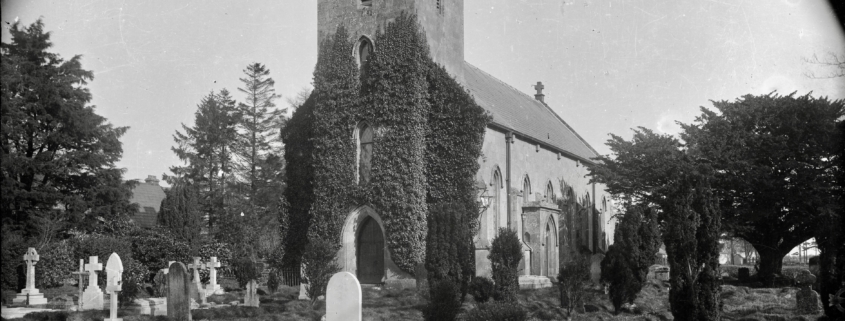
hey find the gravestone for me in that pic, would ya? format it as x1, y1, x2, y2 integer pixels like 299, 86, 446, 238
70, 259, 87, 310
12, 248, 48, 305
738, 267, 750, 281
167, 262, 192, 321
298, 264, 309, 300
325, 272, 362, 321
794, 270, 816, 286
187, 257, 205, 303
80, 256, 104, 310
205, 257, 223, 294
104, 253, 124, 321
244, 280, 259, 307
795, 285, 822, 315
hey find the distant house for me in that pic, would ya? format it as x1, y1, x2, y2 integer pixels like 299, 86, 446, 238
129, 175, 166, 228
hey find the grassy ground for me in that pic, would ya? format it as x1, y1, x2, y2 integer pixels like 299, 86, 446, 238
2, 280, 824, 321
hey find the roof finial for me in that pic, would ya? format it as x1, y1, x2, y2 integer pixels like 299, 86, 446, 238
533, 81, 545, 103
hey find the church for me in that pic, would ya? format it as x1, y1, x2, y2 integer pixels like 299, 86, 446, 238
302, 0, 616, 288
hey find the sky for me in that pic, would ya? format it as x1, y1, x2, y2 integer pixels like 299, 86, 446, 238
2, 0, 844, 185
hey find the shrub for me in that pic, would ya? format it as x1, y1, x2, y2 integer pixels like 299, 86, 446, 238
469, 276, 496, 303
230, 256, 262, 289
558, 254, 591, 314
197, 240, 232, 283
118, 258, 150, 306
302, 237, 340, 304
267, 269, 280, 293
129, 228, 192, 276
73, 234, 133, 288
425, 202, 472, 302
423, 280, 462, 321
35, 240, 77, 288
489, 228, 522, 301
152, 270, 168, 297
1, 229, 27, 292
601, 245, 635, 313
463, 301, 528, 321
600, 205, 660, 313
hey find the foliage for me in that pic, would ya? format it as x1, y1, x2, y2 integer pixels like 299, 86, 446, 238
0, 19, 135, 236
129, 227, 192, 275
34, 240, 76, 288
590, 127, 723, 320
119, 258, 150, 306
196, 240, 232, 283
423, 280, 462, 321
267, 268, 281, 293
462, 301, 528, 321
1, 228, 27, 291
235, 62, 286, 200
157, 180, 203, 250
73, 234, 133, 288
489, 228, 522, 302
302, 237, 341, 305
425, 202, 473, 302
469, 276, 496, 303
170, 90, 240, 229
558, 253, 591, 314
282, 14, 488, 275
600, 205, 660, 313
681, 92, 844, 284
152, 270, 168, 297
230, 255, 262, 289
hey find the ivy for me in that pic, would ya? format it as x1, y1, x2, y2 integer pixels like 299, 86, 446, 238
283, 13, 489, 275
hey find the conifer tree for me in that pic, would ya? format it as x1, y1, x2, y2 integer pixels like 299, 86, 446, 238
236, 63, 286, 202
601, 205, 660, 313
158, 179, 203, 250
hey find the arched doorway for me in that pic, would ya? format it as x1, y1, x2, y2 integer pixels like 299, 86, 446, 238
544, 220, 556, 276
357, 217, 384, 284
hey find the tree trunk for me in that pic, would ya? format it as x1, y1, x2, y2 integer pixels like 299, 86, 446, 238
754, 246, 786, 286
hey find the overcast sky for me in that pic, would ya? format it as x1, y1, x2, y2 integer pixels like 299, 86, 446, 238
2, 0, 844, 185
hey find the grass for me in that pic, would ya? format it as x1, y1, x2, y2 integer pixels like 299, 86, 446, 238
2, 279, 824, 321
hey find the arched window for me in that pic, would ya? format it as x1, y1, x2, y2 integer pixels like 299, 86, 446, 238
491, 169, 502, 236
357, 37, 373, 71
522, 176, 531, 202
545, 181, 555, 202
357, 123, 373, 184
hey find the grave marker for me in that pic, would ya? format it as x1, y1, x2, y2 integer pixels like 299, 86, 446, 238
167, 262, 191, 321
81, 256, 104, 310
104, 253, 124, 321
70, 259, 87, 310
796, 285, 822, 315
244, 280, 259, 307
187, 257, 204, 303
12, 248, 48, 305
205, 257, 223, 294
325, 272, 362, 321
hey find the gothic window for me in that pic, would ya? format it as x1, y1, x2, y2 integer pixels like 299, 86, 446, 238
491, 169, 502, 236
522, 176, 531, 202
357, 37, 373, 71
357, 123, 373, 185
545, 181, 555, 202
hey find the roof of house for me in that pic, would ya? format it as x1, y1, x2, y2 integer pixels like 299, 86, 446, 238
461, 62, 600, 163
129, 180, 166, 228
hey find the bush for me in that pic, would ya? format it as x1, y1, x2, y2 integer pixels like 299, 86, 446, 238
489, 228, 522, 302
267, 269, 280, 293
425, 202, 473, 302
197, 240, 232, 283
463, 301, 528, 321
601, 245, 636, 313
423, 280, 462, 321
558, 254, 591, 314
302, 237, 340, 304
73, 234, 133, 288
118, 258, 150, 306
35, 240, 77, 288
129, 228, 192, 276
230, 256, 262, 289
469, 276, 496, 303
1, 229, 27, 292
152, 270, 168, 297
600, 205, 660, 313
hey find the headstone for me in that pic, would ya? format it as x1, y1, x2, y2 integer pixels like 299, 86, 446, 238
298, 264, 310, 300
738, 267, 750, 281
80, 256, 104, 310
795, 285, 822, 315
794, 269, 816, 286
167, 262, 192, 321
244, 280, 259, 307
70, 259, 87, 310
104, 253, 124, 321
12, 248, 48, 305
205, 257, 223, 294
325, 272, 362, 321
149, 298, 167, 316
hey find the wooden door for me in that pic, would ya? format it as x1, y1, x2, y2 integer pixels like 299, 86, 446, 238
357, 217, 384, 284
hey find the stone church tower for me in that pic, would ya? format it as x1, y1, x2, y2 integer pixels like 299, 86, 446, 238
318, 0, 616, 288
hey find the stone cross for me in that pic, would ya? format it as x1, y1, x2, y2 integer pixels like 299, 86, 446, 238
533, 81, 544, 96
81, 256, 104, 310
105, 253, 124, 321
326, 272, 362, 321
167, 262, 191, 321
23, 247, 39, 291
244, 280, 259, 307
71, 259, 87, 309
187, 257, 205, 302
205, 257, 222, 294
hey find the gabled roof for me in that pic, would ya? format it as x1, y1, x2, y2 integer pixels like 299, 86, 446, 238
460, 62, 599, 163
129, 182, 166, 228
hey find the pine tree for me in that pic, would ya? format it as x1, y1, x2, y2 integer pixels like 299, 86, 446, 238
236, 63, 286, 202
158, 179, 203, 250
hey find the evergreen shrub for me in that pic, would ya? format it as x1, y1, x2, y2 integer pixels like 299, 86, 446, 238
469, 276, 496, 303
422, 280, 462, 321
119, 258, 150, 306
197, 240, 232, 283
600, 205, 660, 313
152, 270, 167, 297
558, 254, 591, 314
35, 240, 76, 288
1, 229, 27, 291
267, 269, 280, 293
463, 301, 528, 321
302, 237, 340, 304
129, 228, 192, 276
74, 234, 132, 288
230, 256, 262, 289
489, 228, 522, 301
425, 202, 472, 302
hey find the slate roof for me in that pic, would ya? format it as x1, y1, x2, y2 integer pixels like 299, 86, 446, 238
129, 181, 166, 228
461, 62, 599, 163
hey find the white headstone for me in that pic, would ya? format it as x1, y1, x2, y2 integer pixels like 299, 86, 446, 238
244, 280, 260, 307
104, 253, 124, 321
205, 257, 223, 294
325, 272, 361, 321
188, 257, 205, 303
12, 248, 48, 305
298, 264, 309, 300
80, 256, 104, 310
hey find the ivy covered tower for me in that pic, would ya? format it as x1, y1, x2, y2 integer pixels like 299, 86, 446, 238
317, 0, 465, 81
